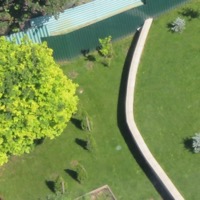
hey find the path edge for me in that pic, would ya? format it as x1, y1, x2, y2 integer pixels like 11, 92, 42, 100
125, 18, 185, 200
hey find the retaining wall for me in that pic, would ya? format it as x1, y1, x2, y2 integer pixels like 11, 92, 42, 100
125, 18, 185, 200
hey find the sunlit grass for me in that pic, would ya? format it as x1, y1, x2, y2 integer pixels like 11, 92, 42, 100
0, 35, 160, 200
134, 1, 200, 199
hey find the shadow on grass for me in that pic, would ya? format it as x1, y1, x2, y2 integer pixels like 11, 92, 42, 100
81, 49, 96, 62
178, 7, 200, 20
65, 169, 78, 182
166, 22, 174, 33
34, 137, 45, 146
75, 138, 87, 150
117, 31, 174, 200
183, 137, 194, 153
45, 180, 55, 193
71, 118, 82, 130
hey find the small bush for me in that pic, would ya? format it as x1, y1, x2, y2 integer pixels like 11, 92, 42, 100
170, 17, 185, 33
54, 176, 67, 194
98, 36, 113, 66
86, 133, 97, 153
192, 133, 200, 153
71, 161, 88, 183
81, 112, 93, 132
98, 36, 113, 58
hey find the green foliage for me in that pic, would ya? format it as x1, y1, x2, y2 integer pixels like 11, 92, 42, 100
98, 36, 113, 58
0, 0, 90, 34
170, 17, 186, 32
86, 133, 96, 153
98, 36, 113, 66
192, 133, 200, 153
71, 160, 88, 183
81, 112, 93, 132
0, 37, 78, 166
54, 176, 67, 194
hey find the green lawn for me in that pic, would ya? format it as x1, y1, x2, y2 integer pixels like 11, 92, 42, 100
134, 1, 200, 199
0, 36, 160, 200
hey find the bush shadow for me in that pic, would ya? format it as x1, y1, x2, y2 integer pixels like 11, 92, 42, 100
71, 118, 82, 130
45, 180, 55, 193
166, 22, 174, 33
183, 137, 194, 153
65, 169, 78, 182
81, 49, 96, 62
117, 30, 174, 200
75, 138, 87, 150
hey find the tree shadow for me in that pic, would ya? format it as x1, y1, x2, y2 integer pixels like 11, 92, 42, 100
34, 137, 45, 146
117, 31, 174, 200
179, 7, 200, 20
65, 169, 78, 182
183, 137, 194, 153
75, 138, 87, 150
85, 55, 96, 62
81, 49, 96, 62
71, 118, 82, 130
81, 49, 90, 57
45, 180, 55, 193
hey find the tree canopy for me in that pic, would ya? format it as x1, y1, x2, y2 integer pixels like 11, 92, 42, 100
0, 0, 90, 35
0, 37, 78, 165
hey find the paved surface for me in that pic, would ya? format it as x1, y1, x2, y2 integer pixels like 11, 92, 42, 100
125, 18, 185, 200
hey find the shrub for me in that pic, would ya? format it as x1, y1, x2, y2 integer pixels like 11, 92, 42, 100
54, 176, 67, 194
98, 36, 113, 66
192, 133, 200, 153
71, 160, 88, 183
81, 112, 93, 132
170, 17, 186, 33
86, 133, 97, 153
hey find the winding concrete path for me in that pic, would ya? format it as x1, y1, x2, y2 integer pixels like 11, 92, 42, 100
125, 18, 185, 200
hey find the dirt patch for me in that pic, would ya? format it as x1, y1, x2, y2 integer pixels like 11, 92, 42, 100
68, 70, 79, 79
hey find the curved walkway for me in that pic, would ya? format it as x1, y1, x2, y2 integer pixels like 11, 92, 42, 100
125, 18, 184, 200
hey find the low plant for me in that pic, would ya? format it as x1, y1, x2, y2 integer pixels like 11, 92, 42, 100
81, 112, 93, 132
54, 176, 67, 194
192, 133, 200, 153
98, 36, 113, 66
71, 160, 88, 183
170, 17, 186, 33
86, 133, 97, 153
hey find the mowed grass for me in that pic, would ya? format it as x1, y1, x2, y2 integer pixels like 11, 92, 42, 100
134, 1, 200, 200
0, 36, 160, 200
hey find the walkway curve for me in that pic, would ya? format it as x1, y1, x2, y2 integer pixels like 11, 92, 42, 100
125, 18, 184, 200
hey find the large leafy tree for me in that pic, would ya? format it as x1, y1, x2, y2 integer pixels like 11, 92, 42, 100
0, 37, 78, 165
0, 0, 85, 35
